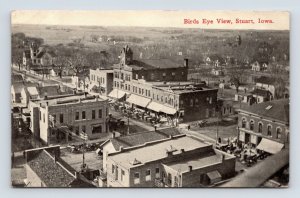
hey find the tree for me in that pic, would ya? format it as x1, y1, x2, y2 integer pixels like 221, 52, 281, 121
53, 55, 70, 78
69, 52, 88, 75
229, 66, 247, 93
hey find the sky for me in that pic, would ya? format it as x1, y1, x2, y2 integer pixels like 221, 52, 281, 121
11, 10, 290, 30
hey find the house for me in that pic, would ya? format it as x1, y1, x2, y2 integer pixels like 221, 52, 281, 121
255, 76, 276, 97
11, 83, 24, 104
211, 68, 224, 76
251, 89, 273, 103
12, 74, 24, 84
100, 127, 181, 173
237, 99, 289, 154
205, 55, 224, 67
218, 99, 236, 117
28, 93, 108, 144
104, 134, 236, 187
251, 61, 268, 72
24, 146, 96, 187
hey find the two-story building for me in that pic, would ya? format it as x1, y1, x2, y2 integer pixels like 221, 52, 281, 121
89, 69, 114, 96
29, 93, 108, 144
104, 134, 236, 187
237, 99, 289, 154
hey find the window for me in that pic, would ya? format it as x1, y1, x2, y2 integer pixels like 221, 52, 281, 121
43, 113, 45, 123
40, 111, 41, 120
92, 125, 102, 134
139, 88, 141, 94
81, 125, 86, 133
276, 127, 282, 139
60, 113, 63, 123
92, 110, 95, 119
121, 170, 125, 181
134, 172, 140, 184
242, 118, 246, 128
174, 176, 178, 187
258, 123, 263, 133
155, 168, 160, 178
75, 112, 79, 120
190, 99, 194, 107
167, 173, 172, 185
128, 85, 130, 91
146, 169, 151, 181
136, 74, 138, 79
267, 125, 272, 136
52, 115, 56, 123
98, 109, 102, 118
172, 72, 175, 76
82, 111, 86, 120
74, 126, 79, 135
112, 164, 115, 174
250, 120, 254, 131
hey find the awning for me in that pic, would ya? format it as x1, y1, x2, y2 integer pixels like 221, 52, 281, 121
126, 94, 151, 108
207, 170, 222, 184
256, 138, 284, 154
147, 101, 177, 115
108, 89, 127, 99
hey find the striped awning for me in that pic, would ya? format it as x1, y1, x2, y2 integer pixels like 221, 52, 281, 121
126, 94, 151, 108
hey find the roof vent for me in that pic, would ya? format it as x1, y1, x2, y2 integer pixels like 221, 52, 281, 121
130, 158, 141, 165
265, 105, 272, 110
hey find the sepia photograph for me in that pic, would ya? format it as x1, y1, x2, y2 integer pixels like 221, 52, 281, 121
10, 10, 289, 188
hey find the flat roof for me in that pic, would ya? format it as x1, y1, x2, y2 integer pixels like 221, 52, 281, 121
109, 135, 211, 169
163, 150, 234, 173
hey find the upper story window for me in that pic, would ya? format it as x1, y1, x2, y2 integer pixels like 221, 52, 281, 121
242, 118, 246, 128
92, 110, 96, 119
258, 122, 263, 133
267, 125, 272, 136
98, 109, 102, 119
60, 113, 64, 123
121, 169, 125, 181
82, 111, 86, 120
250, 120, 254, 131
276, 127, 282, 139
155, 168, 160, 178
75, 112, 79, 120
190, 99, 194, 107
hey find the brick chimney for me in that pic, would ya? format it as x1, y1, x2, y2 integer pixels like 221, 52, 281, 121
188, 165, 193, 172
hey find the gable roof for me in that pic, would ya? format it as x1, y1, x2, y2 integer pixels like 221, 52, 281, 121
239, 99, 289, 123
105, 127, 181, 151
27, 150, 76, 187
255, 76, 276, 85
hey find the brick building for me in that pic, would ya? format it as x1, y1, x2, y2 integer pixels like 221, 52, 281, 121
28, 93, 108, 144
104, 134, 236, 187
237, 99, 289, 154
109, 46, 218, 121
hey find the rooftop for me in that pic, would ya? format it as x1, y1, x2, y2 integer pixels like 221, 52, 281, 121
109, 135, 211, 169
114, 59, 185, 70
163, 149, 233, 173
107, 127, 181, 151
27, 150, 76, 187
255, 76, 276, 85
239, 99, 289, 123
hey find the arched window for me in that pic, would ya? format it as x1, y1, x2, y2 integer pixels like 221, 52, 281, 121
242, 118, 246, 128
250, 120, 254, 131
276, 127, 282, 139
190, 99, 194, 107
267, 125, 272, 136
258, 123, 263, 133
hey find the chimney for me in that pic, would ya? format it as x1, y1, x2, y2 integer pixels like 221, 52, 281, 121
46, 102, 49, 106
181, 149, 185, 153
84, 92, 87, 98
73, 89, 77, 95
184, 58, 189, 68
119, 146, 124, 151
112, 132, 116, 138
188, 165, 193, 172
